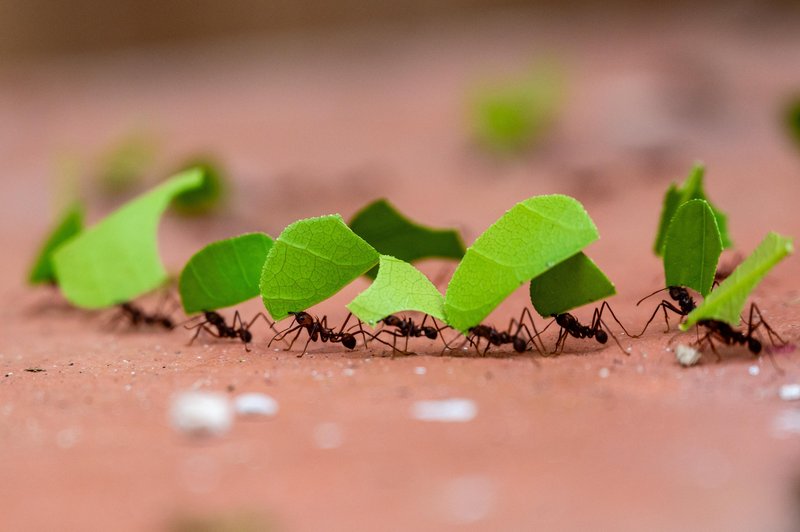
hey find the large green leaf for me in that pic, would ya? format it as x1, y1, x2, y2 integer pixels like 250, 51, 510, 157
653, 164, 732, 255
52, 169, 203, 308
260, 214, 379, 320
347, 255, 445, 325
444, 194, 599, 332
663, 199, 723, 297
682, 232, 793, 329
349, 198, 465, 278
179, 232, 273, 314
529, 252, 615, 316
28, 202, 85, 285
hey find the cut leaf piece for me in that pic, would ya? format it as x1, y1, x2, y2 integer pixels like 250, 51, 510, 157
171, 158, 227, 216
444, 194, 599, 332
529, 252, 615, 316
179, 232, 273, 314
663, 199, 723, 297
682, 232, 793, 329
347, 255, 445, 325
653, 164, 732, 255
52, 169, 203, 308
260, 214, 379, 320
28, 202, 85, 285
349, 198, 465, 278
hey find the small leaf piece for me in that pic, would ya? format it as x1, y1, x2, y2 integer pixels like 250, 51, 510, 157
347, 255, 445, 325
653, 164, 732, 255
349, 198, 465, 278
52, 169, 203, 308
172, 159, 227, 216
682, 232, 793, 329
529, 252, 615, 316
28, 202, 85, 285
663, 199, 723, 297
179, 233, 273, 314
444, 194, 599, 332
260, 214, 379, 320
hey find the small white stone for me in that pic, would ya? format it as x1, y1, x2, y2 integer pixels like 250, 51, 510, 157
779, 384, 800, 401
748, 365, 760, 376
414, 366, 427, 375
598, 367, 610, 379
233, 393, 279, 417
411, 399, 477, 423
675, 344, 701, 367
169, 391, 232, 437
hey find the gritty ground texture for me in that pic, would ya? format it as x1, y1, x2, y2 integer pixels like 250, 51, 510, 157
2, 8, 800, 532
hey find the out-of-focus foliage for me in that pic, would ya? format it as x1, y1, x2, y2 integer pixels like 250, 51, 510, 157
785, 97, 800, 150
96, 134, 158, 193
172, 159, 228, 215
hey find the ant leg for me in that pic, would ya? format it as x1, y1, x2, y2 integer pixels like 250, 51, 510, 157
596, 302, 633, 337
429, 316, 456, 351
267, 316, 301, 348
553, 327, 567, 356
297, 334, 315, 358
247, 312, 290, 347
188, 324, 220, 346
518, 308, 548, 355
515, 322, 544, 360
748, 303, 788, 347
694, 330, 720, 362
634, 301, 682, 337
636, 287, 670, 306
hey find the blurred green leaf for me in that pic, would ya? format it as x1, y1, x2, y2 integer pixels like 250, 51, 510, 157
52, 169, 203, 308
653, 164, 732, 255
785, 97, 800, 149
179, 232, 273, 314
347, 255, 445, 325
28, 202, 85, 285
97, 134, 157, 193
172, 159, 227, 216
260, 214, 379, 320
682, 232, 793, 329
349, 198, 464, 278
529, 252, 615, 316
444, 194, 598, 332
663, 199, 722, 297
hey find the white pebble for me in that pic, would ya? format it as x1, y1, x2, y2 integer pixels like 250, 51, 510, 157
169, 392, 232, 436
411, 399, 477, 423
675, 344, 701, 367
779, 384, 800, 401
233, 393, 279, 417
748, 365, 760, 376
598, 367, 610, 379
414, 366, 427, 375
313, 422, 344, 449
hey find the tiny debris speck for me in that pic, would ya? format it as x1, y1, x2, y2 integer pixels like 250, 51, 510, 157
779, 384, 800, 401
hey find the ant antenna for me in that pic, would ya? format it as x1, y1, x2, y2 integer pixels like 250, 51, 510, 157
636, 287, 669, 306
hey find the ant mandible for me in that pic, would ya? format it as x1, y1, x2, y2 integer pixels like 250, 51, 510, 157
185, 310, 277, 352
634, 285, 696, 336
268, 311, 375, 357
544, 301, 631, 355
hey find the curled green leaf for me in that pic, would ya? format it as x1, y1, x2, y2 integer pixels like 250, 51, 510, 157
172, 159, 227, 216
179, 232, 273, 314
349, 198, 465, 278
682, 232, 793, 329
529, 252, 615, 317
28, 202, 85, 285
346, 255, 445, 325
260, 214, 379, 320
444, 194, 599, 332
663, 199, 722, 297
52, 169, 203, 308
653, 164, 732, 255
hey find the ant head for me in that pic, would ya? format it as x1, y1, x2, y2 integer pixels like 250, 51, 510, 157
423, 327, 438, 340
341, 334, 357, 350
513, 337, 527, 353
595, 329, 608, 344
469, 325, 489, 336
240, 329, 253, 343
205, 311, 224, 324
289, 311, 314, 326
748, 337, 762, 355
383, 315, 402, 327
554, 313, 573, 327
161, 318, 174, 329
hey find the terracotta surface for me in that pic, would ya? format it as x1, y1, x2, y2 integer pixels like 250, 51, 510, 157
2, 10, 800, 532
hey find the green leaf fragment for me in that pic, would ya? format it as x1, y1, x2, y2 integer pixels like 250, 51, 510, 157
785, 97, 800, 149
349, 198, 465, 278
444, 194, 599, 332
172, 159, 227, 216
663, 199, 723, 297
529, 252, 615, 316
260, 214, 379, 320
682, 232, 793, 329
52, 169, 204, 308
653, 164, 732, 255
179, 232, 273, 314
347, 255, 445, 325
28, 202, 85, 285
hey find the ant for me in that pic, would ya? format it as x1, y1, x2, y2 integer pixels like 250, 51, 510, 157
464, 308, 544, 356
374, 314, 453, 355
110, 298, 177, 330
268, 312, 378, 357
185, 310, 277, 352
694, 303, 788, 362
543, 302, 630, 355
634, 285, 696, 336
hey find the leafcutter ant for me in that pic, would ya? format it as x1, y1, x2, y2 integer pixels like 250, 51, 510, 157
185, 310, 277, 352
694, 303, 788, 362
464, 308, 545, 356
110, 294, 178, 331
543, 302, 631, 355
373, 314, 453, 356
268, 312, 379, 357
634, 286, 696, 336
